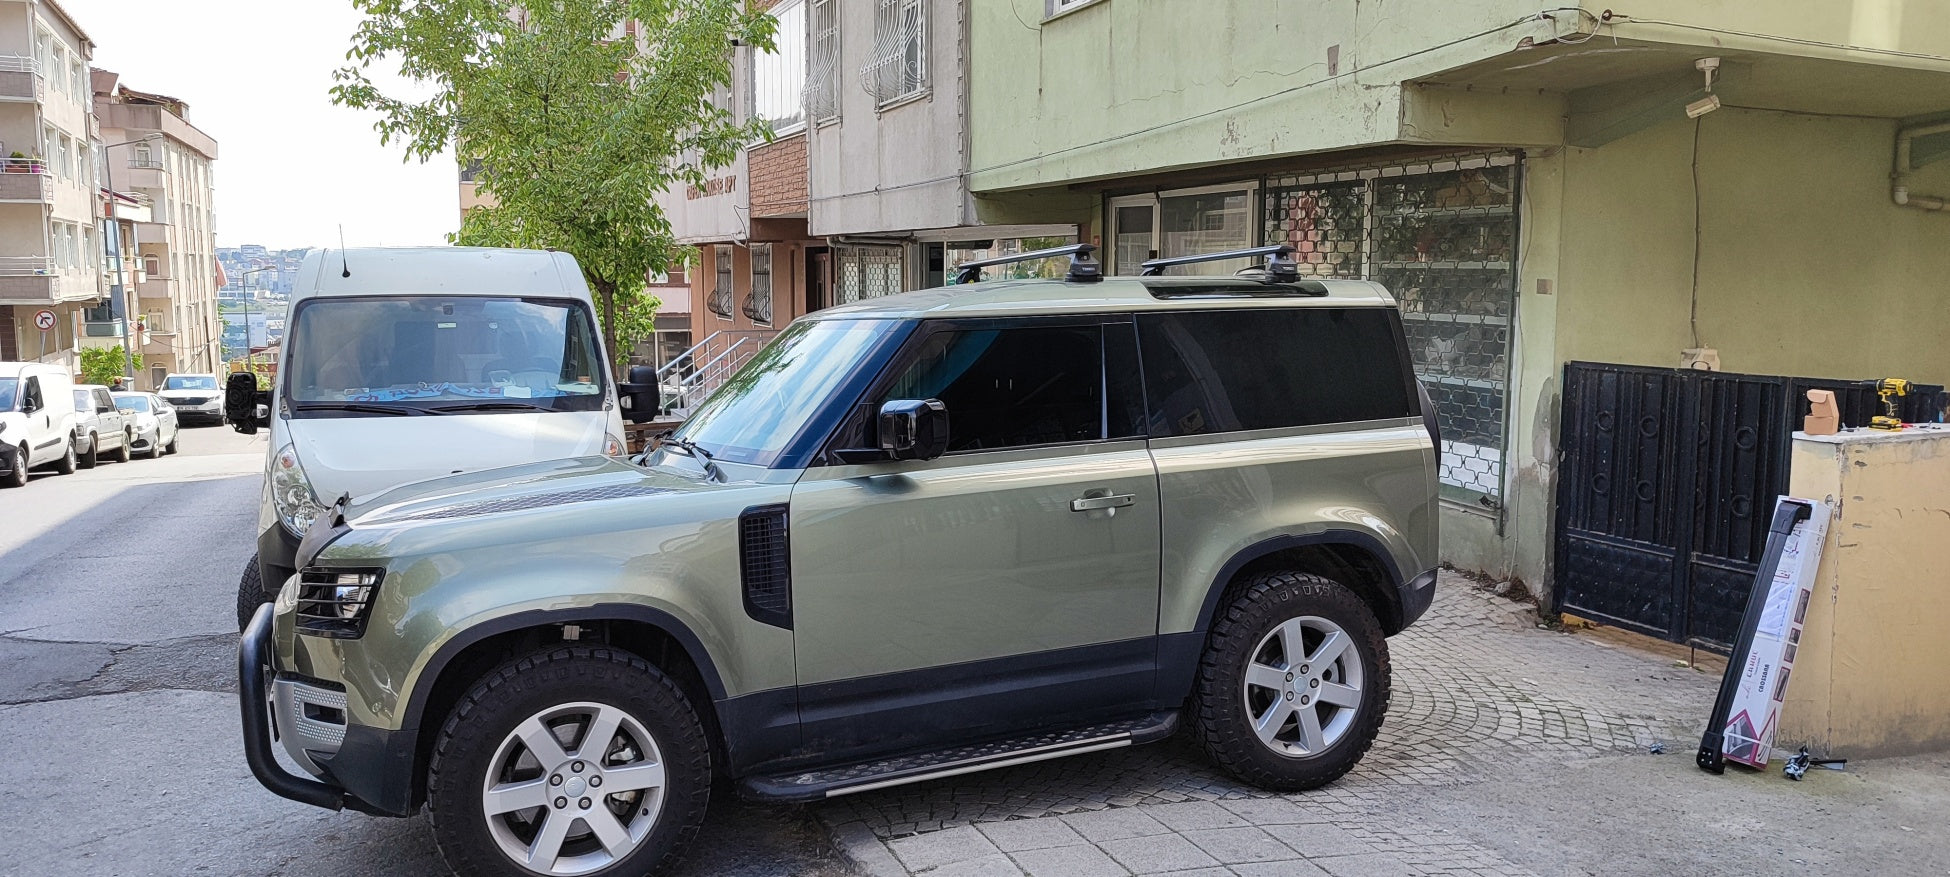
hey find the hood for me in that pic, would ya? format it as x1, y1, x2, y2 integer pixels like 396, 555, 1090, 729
288, 410, 613, 503
347, 455, 716, 526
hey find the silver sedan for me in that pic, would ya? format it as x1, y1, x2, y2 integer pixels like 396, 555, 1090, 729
111, 392, 181, 458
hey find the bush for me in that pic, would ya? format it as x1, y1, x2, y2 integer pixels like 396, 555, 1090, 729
79, 346, 141, 387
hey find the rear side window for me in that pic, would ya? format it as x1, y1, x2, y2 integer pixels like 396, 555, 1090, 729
1137, 308, 1414, 436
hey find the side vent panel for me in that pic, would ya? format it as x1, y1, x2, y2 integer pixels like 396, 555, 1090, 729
739, 504, 792, 629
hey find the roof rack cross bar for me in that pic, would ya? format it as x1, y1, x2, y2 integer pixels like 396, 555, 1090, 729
951, 243, 1102, 285
1139, 245, 1299, 282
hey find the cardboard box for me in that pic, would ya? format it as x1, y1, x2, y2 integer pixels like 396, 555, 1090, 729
1804, 389, 1839, 436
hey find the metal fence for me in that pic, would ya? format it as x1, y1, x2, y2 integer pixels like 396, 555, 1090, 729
1264, 155, 1519, 506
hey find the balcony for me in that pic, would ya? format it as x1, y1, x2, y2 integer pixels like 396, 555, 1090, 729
83, 319, 126, 338
126, 157, 165, 171
0, 56, 42, 102
0, 160, 51, 202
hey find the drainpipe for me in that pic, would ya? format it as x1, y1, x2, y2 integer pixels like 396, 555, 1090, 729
1893, 120, 1950, 212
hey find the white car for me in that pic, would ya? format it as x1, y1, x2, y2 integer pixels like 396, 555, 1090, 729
72, 384, 134, 467
158, 373, 223, 425
113, 391, 180, 458
0, 361, 80, 488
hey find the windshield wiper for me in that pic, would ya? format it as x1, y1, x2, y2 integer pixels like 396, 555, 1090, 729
656, 432, 724, 482
425, 401, 553, 414
293, 402, 424, 416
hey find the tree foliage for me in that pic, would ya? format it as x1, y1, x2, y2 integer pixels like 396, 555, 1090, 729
331, 0, 775, 365
79, 346, 140, 387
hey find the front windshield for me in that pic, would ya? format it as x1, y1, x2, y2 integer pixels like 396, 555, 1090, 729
164, 375, 219, 391
113, 393, 151, 413
674, 319, 892, 466
284, 296, 607, 413
0, 378, 14, 411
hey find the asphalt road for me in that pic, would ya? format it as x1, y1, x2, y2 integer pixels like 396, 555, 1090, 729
0, 424, 846, 877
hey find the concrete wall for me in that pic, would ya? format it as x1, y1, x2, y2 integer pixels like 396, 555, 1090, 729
807, 0, 969, 235
1784, 429, 1950, 757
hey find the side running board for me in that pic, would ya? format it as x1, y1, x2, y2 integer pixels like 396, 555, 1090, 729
742, 712, 1179, 803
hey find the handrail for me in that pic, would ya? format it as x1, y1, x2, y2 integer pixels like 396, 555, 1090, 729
0, 55, 40, 74
0, 157, 49, 174
0, 256, 55, 276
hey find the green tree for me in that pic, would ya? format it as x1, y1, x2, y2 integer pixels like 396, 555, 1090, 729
331, 0, 774, 368
79, 346, 141, 386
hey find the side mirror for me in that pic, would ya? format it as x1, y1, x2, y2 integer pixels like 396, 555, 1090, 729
617, 365, 661, 425
878, 399, 948, 461
225, 372, 260, 435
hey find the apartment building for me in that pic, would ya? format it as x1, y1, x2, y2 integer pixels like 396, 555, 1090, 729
94, 69, 220, 388
967, 0, 1950, 643
0, 0, 99, 370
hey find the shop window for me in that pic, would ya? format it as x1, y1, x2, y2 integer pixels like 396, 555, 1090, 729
744, 243, 774, 324
708, 244, 734, 319
1264, 157, 1518, 504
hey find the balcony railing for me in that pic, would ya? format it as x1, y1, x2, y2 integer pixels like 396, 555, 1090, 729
0, 256, 55, 277
84, 319, 126, 338
127, 158, 165, 170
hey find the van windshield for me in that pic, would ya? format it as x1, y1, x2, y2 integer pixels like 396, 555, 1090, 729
284, 296, 607, 415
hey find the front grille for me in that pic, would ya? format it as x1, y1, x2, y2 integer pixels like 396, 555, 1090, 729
295, 567, 384, 638
172, 395, 213, 405
739, 505, 792, 629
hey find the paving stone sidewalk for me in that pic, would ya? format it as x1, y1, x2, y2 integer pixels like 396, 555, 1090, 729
814, 573, 1719, 877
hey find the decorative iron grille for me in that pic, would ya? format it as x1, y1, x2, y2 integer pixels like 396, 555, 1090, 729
835, 245, 903, 304
805, 0, 840, 121
708, 244, 734, 319
1264, 156, 1519, 504
862, 0, 925, 105
743, 243, 774, 324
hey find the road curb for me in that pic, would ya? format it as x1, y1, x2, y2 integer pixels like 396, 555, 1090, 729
828, 821, 906, 877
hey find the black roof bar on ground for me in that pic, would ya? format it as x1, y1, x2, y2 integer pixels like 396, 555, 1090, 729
1139, 245, 1300, 281
951, 243, 1102, 285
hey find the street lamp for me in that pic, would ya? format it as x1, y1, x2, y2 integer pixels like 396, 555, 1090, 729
100, 133, 163, 384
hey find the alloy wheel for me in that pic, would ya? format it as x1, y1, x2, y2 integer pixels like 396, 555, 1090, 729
481, 701, 667, 876
1240, 615, 1366, 758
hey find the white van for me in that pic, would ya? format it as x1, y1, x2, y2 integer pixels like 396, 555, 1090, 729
231, 247, 646, 626
0, 361, 80, 488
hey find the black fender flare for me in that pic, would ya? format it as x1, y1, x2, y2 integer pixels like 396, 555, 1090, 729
1190, 530, 1409, 638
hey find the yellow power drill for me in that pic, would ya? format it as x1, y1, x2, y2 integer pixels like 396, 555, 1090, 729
1861, 378, 1912, 430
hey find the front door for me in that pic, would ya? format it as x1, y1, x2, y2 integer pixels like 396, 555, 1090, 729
790, 317, 1160, 759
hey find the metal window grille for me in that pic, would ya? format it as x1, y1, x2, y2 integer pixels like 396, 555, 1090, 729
805, 0, 840, 121
863, 0, 925, 106
744, 243, 774, 324
709, 244, 734, 318
1264, 155, 1519, 505
834, 245, 903, 304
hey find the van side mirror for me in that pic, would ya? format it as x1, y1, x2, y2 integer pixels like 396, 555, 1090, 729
617, 364, 661, 425
879, 399, 948, 461
225, 372, 261, 435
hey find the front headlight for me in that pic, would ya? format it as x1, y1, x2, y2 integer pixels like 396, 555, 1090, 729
295, 568, 384, 638
272, 444, 326, 533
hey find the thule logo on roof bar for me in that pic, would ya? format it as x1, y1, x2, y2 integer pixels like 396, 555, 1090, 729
951, 243, 1103, 285
1140, 245, 1301, 282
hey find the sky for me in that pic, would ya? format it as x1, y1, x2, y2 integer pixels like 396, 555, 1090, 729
71, 0, 458, 250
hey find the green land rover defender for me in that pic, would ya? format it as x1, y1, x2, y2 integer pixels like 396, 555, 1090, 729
240, 244, 1440, 877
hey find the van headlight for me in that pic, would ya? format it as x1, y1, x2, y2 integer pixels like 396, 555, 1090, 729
272, 444, 326, 533
604, 433, 626, 457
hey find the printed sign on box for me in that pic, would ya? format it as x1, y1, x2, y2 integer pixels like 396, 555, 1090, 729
1722, 497, 1830, 768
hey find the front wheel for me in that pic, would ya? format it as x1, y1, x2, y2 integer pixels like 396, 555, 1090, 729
163, 429, 178, 455
234, 556, 268, 632
53, 438, 77, 475
1192, 570, 1390, 792
2, 445, 26, 488
428, 647, 711, 877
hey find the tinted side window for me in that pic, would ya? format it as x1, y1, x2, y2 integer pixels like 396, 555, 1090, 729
882, 325, 1104, 453
1137, 308, 1413, 436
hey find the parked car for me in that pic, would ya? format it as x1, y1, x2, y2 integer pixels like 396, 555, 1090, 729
238, 244, 1440, 877
158, 373, 224, 425
71, 384, 133, 468
0, 361, 80, 488
226, 247, 640, 631
113, 391, 179, 458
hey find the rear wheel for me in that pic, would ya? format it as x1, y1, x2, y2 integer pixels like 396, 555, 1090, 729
1192, 570, 1390, 792
234, 556, 269, 632
78, 433, 99, 469
163, 429, 178, 455
53, 438, 77, 475
428, 647, 711, 877
114, 430, 133, 463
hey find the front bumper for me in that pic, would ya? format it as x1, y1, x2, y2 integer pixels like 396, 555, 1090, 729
0, 441, 17, 476
238, 605, 416, 816
168, 398, 222, 420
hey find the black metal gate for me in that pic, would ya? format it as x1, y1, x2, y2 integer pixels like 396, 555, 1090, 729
1553, 362, 1944, 650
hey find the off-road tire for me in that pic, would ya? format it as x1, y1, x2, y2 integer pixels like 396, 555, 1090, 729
234, 556, 268, 632
428, 647, 712, 877
53, 438, 77, 475
78, 433, 99, 469
115, 430, 133, 463
1192, 570, 1390, 792
3, 445, 26, 487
